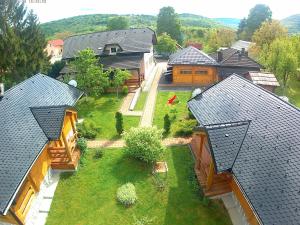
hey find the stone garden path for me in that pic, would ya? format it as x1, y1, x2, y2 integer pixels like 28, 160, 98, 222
87, 137, 192, 149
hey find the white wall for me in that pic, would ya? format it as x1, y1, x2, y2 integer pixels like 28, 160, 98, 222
142, 47, 155, 80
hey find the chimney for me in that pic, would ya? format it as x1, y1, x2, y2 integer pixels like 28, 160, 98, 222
217, 50, 223, 62
241, 48, 245, 54
0, 83, 4, 98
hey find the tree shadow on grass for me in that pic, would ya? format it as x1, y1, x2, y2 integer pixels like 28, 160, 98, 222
110, 153, 152, 185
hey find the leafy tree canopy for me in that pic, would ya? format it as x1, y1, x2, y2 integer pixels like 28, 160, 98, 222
237, 4, 272, 40
70, 49, 109, 97
107, 16, 129, 31
155, 33, 178, 56
157, 7, 183, 44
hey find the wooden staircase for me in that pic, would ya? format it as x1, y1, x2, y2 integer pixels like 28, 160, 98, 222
49, 148, 80, 170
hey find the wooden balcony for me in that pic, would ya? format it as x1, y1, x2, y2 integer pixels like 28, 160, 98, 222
48, 132, 80, 170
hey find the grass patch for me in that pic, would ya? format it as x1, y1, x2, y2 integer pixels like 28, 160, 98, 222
46, 147, 232, 225
134, 91, 148, 111
275, 75, 300, 107
153, 91, 192, 137
76, 94, 140, 140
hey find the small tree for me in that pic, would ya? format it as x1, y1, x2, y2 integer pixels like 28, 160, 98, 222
163, 114, 171, 134
155, 33, 177, 56
115, 112, 124, 136
123, 127, 165, 163
111, 69, 131, 97
107, 16, 129, 31
70, 49, 109, 97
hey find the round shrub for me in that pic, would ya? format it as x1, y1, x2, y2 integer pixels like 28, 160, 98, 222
116, 183, 137, 206
94, 149, 104, 159
123, 127, 165, 163
77, 120, 99, 139
77, 137, 87, 155
122, 85, 129, 95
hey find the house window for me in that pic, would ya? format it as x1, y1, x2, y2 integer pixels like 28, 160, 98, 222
180, 70, 192, 74
195, 70, 208, 75
111, 47, 117, 53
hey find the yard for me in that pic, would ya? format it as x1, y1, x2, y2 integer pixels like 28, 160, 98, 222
275, 75, 300, 107
153, 91, 196, 137
46, 146, 232, 225
76, 94, 140, 140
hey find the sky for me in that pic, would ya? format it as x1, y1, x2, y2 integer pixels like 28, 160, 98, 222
25, 0, 300, 23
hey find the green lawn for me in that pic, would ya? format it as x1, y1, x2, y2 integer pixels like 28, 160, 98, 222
76, 94, 140, 140
134, 91, 148, 111
275, 75, 300, 107
153, 91, 193, 136
46, 146, 232, 225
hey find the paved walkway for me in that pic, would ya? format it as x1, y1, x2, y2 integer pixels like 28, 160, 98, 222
140, 63, 167, 127
119, 92, 143, 116
87, 137, 191, 149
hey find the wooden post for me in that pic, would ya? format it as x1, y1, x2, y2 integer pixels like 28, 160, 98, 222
62, 130, 72, 161
69, 113, 76, 135
206, 160, 215, 190
198, 134, 205, 170
27, 174, 39, 192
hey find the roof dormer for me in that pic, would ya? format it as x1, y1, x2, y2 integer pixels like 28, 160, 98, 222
103, 44, 122, 55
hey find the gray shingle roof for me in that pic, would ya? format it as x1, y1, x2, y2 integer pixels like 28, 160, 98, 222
31, 105, 74, 140
62, 28, 156, 59
0, 74, 83, 215
100, 54, 143, 70
231, 40, 253, 51
188, 74, 300, 225
204, 121, 250, 172
168, 46, 218, 65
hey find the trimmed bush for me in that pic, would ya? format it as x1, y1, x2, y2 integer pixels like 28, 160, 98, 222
122, 85, 129, 95
123, 127, 165, 163
174, 119, 197, 137
94, 149, 104, 159
77, 137, 87, 155
163, 113, 171, 134
77, 120, 99, 139
116, 183, 137, 206
115, 112, 124, 136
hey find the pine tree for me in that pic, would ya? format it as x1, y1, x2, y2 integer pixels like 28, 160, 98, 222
0, 0, 49, 85
163, 114, 171, 134
115, 112, 124, 136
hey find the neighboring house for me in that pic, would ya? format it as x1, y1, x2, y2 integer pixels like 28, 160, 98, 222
60, 28, 157, 90
45, 39, 63, 64
167, 46, 219, 86
231, 40, 253, 51
244, 71, 280, 93
188, 74, 300, 225
209, 48, 262, 79
0, 74, 83, 225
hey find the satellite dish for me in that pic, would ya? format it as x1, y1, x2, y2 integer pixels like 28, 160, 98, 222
68, 80, 77, 87
192, 88, 202, 98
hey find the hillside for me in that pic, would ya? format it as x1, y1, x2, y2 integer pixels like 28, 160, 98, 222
281, 14, 300, 34
212, 18, 240, 29
41, 13, 225, 39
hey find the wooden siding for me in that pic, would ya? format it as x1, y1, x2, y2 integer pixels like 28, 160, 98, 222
172, 65, 218, 85
231, 179, 260, 225
0, 110, 80, 225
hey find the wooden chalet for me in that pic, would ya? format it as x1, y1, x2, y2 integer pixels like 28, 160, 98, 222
0, 74, 83, 225
163, 46, 262, 87
167, 46, 219, 86
59, 28, 157, 92
188, 74, 300, 225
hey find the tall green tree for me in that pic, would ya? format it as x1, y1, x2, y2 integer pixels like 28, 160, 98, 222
157, 7, 182, 44
265, 38, 298, 93
155, 33, 178, 56
0, 0, 49, 85
107, 16, 129, 31
70, 49, 109, 97
237, 4, 272, 40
